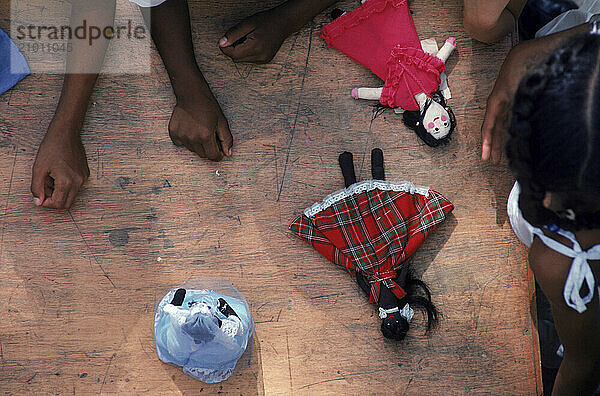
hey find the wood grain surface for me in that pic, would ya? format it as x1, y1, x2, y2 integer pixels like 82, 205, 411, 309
0, 0, 542, 394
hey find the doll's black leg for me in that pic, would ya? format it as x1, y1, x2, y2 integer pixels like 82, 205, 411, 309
339, 151, 357, 188
371, 148, 385, 180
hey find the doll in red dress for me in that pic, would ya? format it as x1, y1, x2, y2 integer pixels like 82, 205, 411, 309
290, 149, 453, 339
322, 0, 457, 146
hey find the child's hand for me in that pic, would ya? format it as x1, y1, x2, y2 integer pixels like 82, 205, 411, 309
31, 125, 90, 209
480, 23, 589, 163
169, 94, 233, 161
219, 8, 292, 64
481, 44, 535, 163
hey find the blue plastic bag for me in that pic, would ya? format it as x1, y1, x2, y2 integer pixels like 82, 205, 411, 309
0, 29, 30, 95
154, 278, 254, 383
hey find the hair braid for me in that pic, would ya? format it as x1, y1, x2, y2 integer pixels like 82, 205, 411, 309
507, 34, 600, 230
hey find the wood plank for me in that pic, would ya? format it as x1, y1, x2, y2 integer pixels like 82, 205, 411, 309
0, 0, 541, 394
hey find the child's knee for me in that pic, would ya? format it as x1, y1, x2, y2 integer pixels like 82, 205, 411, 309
463, 10, 501, 43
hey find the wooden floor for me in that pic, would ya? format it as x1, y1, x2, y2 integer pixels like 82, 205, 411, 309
0, 0, 542, 394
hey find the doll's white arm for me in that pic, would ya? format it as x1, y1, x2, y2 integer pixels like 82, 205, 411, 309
351, 87, 383, 100
352, 89, 435, 108
436, 37, 456, 63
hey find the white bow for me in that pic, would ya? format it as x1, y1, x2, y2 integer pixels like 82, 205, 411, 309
378, 304, 414, 322
563, 247, 600, 313
533, 229, 600, 313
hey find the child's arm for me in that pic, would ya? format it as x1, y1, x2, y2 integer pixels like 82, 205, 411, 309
219, 0, 339, 63
528, 240, 600, 395
141, 0, 232, 160
463, 0, 526, 44
481, 23, 588, 163
31, 0, 115, 209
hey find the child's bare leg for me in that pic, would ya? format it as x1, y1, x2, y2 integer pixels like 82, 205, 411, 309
219, 0, 338, 63
528, 238, 600, 394
463, 0, 526, 43
141, 0, 232, 160
31, 0, 115, 209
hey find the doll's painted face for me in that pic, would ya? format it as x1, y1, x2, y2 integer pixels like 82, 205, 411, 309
422, 101, 452, 139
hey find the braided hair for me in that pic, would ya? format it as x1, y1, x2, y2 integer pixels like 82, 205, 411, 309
506, 34, 600, 231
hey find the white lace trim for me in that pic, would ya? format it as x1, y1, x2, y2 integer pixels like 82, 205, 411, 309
303, 180, 430, 218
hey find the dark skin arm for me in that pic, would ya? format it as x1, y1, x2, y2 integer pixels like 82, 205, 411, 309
529, 232, 600, 395
140, 0, 233, 161
219, 0, 339, 63
481, 23, 589, 163
31, 0, 115, 209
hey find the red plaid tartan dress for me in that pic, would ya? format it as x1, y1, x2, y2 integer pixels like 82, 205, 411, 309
289, 181, 453, 303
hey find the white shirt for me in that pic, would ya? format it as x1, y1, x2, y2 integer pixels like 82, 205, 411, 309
536, 0, 600, 37
129, 0, 168, 7
508, 182, 600, 313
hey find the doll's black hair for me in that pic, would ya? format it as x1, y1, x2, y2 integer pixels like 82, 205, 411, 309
402, 91, 456, 147
340, 149, 438, 340
330, 8, 344, 20
506, 34, 600, 231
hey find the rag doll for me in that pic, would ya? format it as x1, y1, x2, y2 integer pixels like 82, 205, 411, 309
154, 281, 254, 383
290, 149, 454, 339
351, 38, 457, 146
321, 0, 457, 146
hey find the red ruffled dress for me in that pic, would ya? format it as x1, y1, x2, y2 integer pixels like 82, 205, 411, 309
320, 0, 445, 111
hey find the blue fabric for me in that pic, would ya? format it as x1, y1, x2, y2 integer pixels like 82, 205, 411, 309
154, 288, 254, 383
0, 28, 30, 95
519, 0, 578, 40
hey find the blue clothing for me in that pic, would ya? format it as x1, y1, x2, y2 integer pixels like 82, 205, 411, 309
0, 28, 30, 95
154, 287, 254, 383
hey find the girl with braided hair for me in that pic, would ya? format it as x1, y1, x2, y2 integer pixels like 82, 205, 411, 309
506, 33, 600, 395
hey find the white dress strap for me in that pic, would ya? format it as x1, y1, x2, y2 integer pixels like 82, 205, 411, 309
129, 0, 168, 7
531, 228, 600, 313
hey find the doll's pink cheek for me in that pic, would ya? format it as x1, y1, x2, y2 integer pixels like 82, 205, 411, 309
427, 122, 435, 129
441, 115, 448, 121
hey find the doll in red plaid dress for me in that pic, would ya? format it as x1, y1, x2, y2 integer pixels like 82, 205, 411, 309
290, 149, 453, 340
